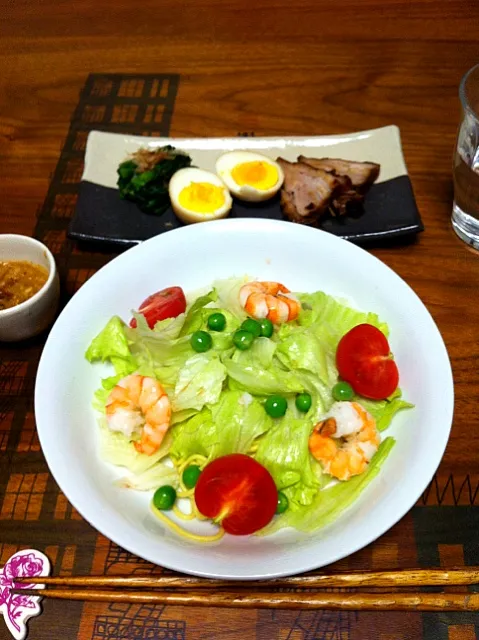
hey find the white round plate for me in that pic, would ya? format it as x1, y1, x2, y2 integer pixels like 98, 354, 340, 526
35, 219, 453, 579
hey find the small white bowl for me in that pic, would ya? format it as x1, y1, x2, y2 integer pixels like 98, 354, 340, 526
0, 234, 60, 342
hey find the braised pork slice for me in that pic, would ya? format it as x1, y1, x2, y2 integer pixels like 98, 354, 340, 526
298, 156, 380, 193
329, 173, 363, 215
277, 158, 343, 223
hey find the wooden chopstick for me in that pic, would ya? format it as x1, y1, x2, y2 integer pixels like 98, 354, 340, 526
23, 589, 479, 611
18, 567, 479, 589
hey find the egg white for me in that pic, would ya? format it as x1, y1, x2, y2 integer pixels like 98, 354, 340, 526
169, 168, 232, 224
215, 151, 284, 202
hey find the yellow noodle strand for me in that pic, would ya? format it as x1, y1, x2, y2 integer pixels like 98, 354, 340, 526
176, 488, 195, 499
188, 454, 208, 468
177, 454, 208, 471
173, 502, 196, 521
151, 504, 224, 543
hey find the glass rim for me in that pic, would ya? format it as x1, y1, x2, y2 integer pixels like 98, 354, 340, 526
459, 63, 479, 118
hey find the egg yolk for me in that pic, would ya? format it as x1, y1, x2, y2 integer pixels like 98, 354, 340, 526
231, 161, 278, 190
178, 182, 226, 213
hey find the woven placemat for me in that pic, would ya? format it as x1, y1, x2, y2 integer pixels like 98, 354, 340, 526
34, 74, 181, 300
0, 74, 478, 640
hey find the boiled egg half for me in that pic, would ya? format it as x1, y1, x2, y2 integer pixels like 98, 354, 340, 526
169, 168, 233, 224
215, 151, 284, 202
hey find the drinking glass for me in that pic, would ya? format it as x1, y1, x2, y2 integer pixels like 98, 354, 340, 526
452, 63, 479, 250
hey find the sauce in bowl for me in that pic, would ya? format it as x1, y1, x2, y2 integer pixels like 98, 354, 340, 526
0, 260, 49, 310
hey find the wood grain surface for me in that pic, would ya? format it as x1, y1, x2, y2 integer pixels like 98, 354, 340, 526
22, 566, 479, 588
1, 1, 478, 461
29, 588, 479, 612
0, 2, 478, 639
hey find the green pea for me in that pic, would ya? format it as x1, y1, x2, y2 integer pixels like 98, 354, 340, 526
332, 381, 354, 402
182, 465, 201, 489
241, 318, 261, 338
153, 485, 177, 510
259, 318, 274, 338
207, 312, 226, 332
265, 395, 287, 418
295, 392, 312, 413
190, 330, 212, 352
233, 329, 255, 350
276, 491, 289, 514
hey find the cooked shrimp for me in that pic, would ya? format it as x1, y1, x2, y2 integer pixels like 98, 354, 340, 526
239, 281, 300, 324
308, 401, 380, 481
105, 374, 171, 456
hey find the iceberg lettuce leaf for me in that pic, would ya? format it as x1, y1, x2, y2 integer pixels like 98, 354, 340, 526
213, 276, 250, 320
180, 289, 218, 336
172, 353, 227, 412
259, 437, 395, 534
357, 396, 414, 432
210, 390, 273, 457
118, 461, 179, 491
224, 339, 304, 396
170, 408, 217, 460
98, 419, 173, 474
85, 316, 137, 377
254, 414, 320, 508
297, 291, 389, 339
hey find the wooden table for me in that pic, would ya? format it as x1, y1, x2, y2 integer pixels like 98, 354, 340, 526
1, 2, 478, 639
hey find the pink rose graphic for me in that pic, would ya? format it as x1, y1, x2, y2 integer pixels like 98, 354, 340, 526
0, 549, 50, 639
5, 553, 44, 585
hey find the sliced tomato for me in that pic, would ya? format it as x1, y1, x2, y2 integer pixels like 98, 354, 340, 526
130, 286, 186, 329
194, 454, 278, 536
336, 323, 399, 400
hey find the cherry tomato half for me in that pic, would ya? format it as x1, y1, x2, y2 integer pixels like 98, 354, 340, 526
336, 323, 399, 400
130, 286, 187, 329
194, 454, 278, 536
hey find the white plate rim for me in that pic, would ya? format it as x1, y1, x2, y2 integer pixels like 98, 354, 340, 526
35, 218, 454, 579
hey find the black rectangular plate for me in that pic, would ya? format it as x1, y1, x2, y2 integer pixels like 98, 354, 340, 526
68, 175, 423, 248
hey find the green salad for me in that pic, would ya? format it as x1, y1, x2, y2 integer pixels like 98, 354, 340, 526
85, 277, 413, 538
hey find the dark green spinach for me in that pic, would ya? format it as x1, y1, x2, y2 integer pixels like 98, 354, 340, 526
117, 145, 192, 215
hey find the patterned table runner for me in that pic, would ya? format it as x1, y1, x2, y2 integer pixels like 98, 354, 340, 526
0, 74, 477, 640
